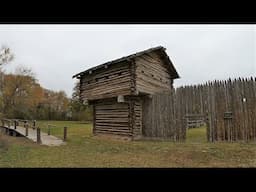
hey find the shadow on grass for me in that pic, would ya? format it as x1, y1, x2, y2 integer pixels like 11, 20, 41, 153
0, 134, 10, 152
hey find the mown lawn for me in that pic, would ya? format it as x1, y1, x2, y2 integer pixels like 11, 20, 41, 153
0, 121, 255, 167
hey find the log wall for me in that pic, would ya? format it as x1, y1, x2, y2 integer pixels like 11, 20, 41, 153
129, 96, 142, 138
135, 52, 173, 95
79, 51, 177, 101
93, 98, 131, 136
80, 62, 132, 101
93, 96, 143, 138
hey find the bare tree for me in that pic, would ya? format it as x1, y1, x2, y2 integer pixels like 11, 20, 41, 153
0, 46, 14, 66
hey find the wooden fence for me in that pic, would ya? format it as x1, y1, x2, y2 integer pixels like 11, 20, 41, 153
206, 78, 256, 142
184, 114, 206, 129
142, 91, 186, 141
176, 77, 256, 142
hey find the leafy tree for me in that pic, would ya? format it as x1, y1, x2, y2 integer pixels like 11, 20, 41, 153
70, 81, 92, 121
36, 89, 70, 120
2, 67, 71, 120
0, 46, 82, 121
2, 67, 44, 119
0, 46, 14, 117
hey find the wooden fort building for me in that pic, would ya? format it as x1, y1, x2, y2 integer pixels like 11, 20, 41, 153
73, 46, 179, 139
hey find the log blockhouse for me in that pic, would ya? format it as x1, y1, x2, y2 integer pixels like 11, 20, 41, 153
73, 46, 179, 139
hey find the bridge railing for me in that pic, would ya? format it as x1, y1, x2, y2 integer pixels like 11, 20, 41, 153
45, 124, 67, 141
15, 119, 36, 129
1, 118, 68, 142
1, 119, 13, 128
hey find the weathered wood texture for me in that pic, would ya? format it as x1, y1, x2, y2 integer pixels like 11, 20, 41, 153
184, 114, 206, 129
79, 50, 178, 102
92, 96, 143, 138
75, 47, 181, 140
176, 77, 256, 142
129, 96, 142, 139
0, 119, 65, 146
142, 91, 186, 141
135, 52, 173, 95
206, 78, 256, 142
93, 98, 131, 136
92, 93, 189, 141
80, 62, 132, 100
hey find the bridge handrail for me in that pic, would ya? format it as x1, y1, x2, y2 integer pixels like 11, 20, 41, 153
1, 119, 37, 128
1, 119, 68, 142
1, 118, 13, 122
15, 119, 36, 123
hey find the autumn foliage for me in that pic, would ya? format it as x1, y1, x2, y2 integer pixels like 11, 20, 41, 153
0, 68, 92, 121
0, 46, 92, 121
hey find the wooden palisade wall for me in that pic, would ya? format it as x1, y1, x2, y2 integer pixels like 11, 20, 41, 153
206, 77, 256, 142
142, 91, 186, 141
174, 77, 256, 142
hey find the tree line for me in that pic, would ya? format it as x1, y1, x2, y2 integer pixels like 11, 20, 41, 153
0, 46, 92, 121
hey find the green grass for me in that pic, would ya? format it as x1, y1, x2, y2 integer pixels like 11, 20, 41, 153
186, 127, 207, 143
0, 121, 256, 167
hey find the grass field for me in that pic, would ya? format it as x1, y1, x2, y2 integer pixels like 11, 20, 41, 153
0, 121, 255, 167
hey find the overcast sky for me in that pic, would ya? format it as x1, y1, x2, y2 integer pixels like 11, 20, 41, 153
0, 24, 255, 97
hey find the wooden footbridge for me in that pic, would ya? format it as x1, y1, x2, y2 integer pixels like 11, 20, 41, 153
0, 119, 67, 146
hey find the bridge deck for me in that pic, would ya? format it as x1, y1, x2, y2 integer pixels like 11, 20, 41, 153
1, 125, 65, 146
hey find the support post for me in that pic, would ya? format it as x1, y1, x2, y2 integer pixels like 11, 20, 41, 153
36, 127, 41, 144
48, 124, 50, 135
25, 124, 28, 136
93, 105, 96, 135
14, 120, 17, 129
33, 120, 36, 130
63, 127, 67, 141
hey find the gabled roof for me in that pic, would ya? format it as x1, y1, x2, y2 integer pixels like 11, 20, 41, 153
73, 46, 180, 79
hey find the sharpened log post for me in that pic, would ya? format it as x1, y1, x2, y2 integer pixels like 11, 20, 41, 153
48, 124, 50, 135
25, 123, 28, 136
63, 127, 67, 141
36, 127, 41, 144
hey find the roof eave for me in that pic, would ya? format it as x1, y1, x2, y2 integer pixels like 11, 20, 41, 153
72, 46, 165, 79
